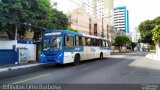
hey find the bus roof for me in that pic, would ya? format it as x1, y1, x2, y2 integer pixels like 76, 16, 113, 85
44, 30, 109, 40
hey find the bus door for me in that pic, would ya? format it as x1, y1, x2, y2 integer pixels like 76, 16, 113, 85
63, 34, 75, 63
86, 37, 94, 60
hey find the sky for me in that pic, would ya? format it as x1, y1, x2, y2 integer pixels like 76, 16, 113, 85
51, 0, 82, 13
114, 0, 160, 32
51, 0, 160, 32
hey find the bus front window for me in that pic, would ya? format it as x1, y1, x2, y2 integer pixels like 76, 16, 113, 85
42, 36, 62, 52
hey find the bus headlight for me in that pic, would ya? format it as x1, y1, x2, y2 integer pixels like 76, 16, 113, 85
57, 53, 63, 58
41, 54, 45, 57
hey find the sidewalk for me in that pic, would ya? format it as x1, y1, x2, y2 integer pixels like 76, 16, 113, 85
146, 53, 160, 61
0, 62, 42, 73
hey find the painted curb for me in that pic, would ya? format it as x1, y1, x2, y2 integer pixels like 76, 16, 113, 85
0, 63, 42, 73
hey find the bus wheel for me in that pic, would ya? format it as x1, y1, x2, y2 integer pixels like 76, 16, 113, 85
74, 55, 80, 65
100, 53, 103, 60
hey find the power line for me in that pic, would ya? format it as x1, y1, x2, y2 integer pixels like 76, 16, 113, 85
69, 0, 114, 18
70, 0, 80, 6
79, 0, 94, 9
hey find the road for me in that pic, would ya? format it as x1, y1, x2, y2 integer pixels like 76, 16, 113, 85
1, 51, 160, 90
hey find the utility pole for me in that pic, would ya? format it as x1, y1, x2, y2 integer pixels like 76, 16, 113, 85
107, 24, 109, 39
101, 17, 104, 37
89, 18, 91, 35
15, 25, 17, 40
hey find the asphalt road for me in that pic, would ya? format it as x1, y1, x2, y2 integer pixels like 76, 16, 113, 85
1, 51, 160, 90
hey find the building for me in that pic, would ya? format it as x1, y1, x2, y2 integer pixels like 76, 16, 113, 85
114, 6, 129, 34
131, 27, 141, 43
51, 0, 116, 43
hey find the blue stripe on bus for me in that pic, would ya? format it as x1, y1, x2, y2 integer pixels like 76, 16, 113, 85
64, 46, 84, 52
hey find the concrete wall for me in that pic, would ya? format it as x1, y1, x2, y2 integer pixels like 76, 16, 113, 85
0, 40, 16, 49
17, 44, 36, 61
0, 40, 37, 62
156, 42, 160, 55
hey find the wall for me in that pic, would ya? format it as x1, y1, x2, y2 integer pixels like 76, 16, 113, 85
156, 42, 160, 55
0, 40, 37, 62
0, 40, 16, 49
0, 50, 18, 65
17, 41, 37, 61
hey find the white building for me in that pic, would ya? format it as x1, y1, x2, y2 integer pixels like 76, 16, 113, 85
131, 27, 140, 43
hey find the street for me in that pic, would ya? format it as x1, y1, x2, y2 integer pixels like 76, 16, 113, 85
0, 51, 160, 89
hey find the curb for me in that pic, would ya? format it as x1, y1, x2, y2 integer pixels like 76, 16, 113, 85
0, 63, 42, 73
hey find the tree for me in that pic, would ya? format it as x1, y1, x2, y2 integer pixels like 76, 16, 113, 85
52, 9, 68, 30
138, 20, 155, 44
154, 16, 160, 25
0, 0, 68, 40
114, 36, 130, 52
151, 25, 160, 43
152, 16, 160, 43
67, 27, 78, 32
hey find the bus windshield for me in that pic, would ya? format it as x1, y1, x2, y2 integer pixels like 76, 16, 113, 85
42, 36, 62, 52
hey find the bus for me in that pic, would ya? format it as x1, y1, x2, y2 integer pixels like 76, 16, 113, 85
40, 30, 111, 65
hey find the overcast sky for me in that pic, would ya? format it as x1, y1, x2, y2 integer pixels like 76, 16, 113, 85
114, 0, 160, 32
51, 0, 160, 32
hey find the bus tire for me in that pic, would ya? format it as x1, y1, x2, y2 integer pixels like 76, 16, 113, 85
74, 54, 80, 65
100, 52, 103, 60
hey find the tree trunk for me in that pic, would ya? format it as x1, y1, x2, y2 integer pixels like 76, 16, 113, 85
119, 46, 121, 52
156, 41, 160, 55
6, 25, 16, 40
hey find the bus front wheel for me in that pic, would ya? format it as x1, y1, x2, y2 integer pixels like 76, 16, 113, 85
74, 54, 80, 65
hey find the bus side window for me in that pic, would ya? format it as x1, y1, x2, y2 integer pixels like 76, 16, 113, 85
92, 38, 96, 46
91, 38, 96, 46
79, 36, 82, 46
94, 39, 97, 46
97, 39, 102, 46
99, 40, 102, 46
106, 41, 109, 47
103, 40, 106, 47
75, 36, 80, 46
82, 37, 86, 46
64, 35, 74, 49
86, 38, 91, 46
95, 39, 98, 46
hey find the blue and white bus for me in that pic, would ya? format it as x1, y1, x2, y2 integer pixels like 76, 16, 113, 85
40, 30, 111, 65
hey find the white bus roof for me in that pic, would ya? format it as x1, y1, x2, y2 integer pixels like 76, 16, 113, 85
82, 34, 109, 40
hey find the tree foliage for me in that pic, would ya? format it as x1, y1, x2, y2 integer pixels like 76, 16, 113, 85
67, 27, 78, 32
138, 20, 155, 44
151, 25, 160, 43
114, 36, 130, 52
114, 36, 130, 47
0, 0, 68, 40
138, 16, 160, 44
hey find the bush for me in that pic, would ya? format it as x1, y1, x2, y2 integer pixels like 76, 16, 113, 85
127, 46, 131, 49
150, 45, 155, 50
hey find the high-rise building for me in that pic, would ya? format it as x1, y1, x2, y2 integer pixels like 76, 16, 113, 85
114, 6, 129, 33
